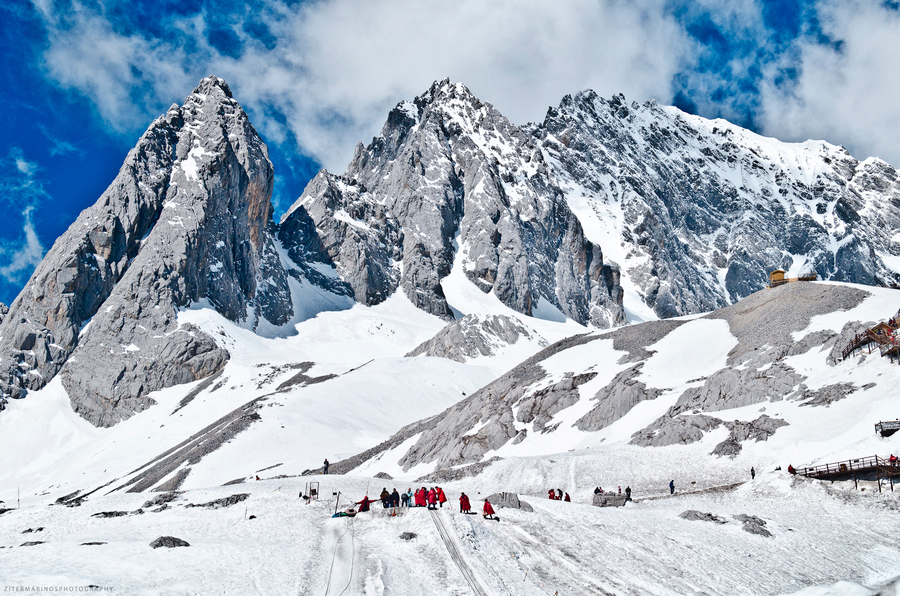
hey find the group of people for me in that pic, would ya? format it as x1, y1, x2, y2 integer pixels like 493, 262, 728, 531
547, 488, 570, 501
359, 486, 450, 511
353, 488, 495, 519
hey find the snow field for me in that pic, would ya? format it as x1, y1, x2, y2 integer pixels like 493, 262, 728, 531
2, 469, 898, 595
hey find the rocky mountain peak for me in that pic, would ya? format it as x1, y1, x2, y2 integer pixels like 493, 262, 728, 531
287, 79, 627, 327
191, 75, 234, 99
530, 87, 900, 318
0, 76, 294, 426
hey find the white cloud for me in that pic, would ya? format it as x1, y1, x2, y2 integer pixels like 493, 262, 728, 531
33, 0, 689, 172
31, 0, 900, 178
759, 0, 900, 167
0, 150, 47, 286
0, 206, 45, 285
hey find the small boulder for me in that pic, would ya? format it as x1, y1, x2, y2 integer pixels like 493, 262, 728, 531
484, 492, 533, 512
150, 536, 190, 549
734, 514, 772, 537
679, 510, 726, 524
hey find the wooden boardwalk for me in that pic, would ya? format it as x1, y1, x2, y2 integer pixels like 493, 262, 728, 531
796, 454, 900, 490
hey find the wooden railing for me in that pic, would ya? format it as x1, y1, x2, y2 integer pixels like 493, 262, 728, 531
796, 455, 897, 479
876, 421, 900, 436
842, 327, 899, 361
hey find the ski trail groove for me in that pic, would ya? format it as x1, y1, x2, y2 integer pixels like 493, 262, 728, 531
430, 510, 489, 596
323, 521, 355, 596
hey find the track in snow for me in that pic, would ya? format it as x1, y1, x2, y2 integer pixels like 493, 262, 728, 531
430, 510, 489, 596
323, 520, 356, 596
636, 481, 746, 502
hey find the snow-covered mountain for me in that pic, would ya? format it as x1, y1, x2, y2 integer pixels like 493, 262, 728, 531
535, 90, 900, 319
283, 80, 627, 328
2, 76, 900, 594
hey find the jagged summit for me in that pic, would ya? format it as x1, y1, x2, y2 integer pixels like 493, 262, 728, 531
530, 87, 900, 318
285, 79, 626, 327
192, 74, 234, 98
0, 76, 295, 425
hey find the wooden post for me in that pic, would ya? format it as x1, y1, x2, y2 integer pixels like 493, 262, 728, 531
854, 475, 858, 490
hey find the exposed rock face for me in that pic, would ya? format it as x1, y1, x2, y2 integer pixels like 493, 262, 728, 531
531, 91, 900, 318
395, 333, 601, 470
0, 76, 296, 425
343, 283, 867, 473
0, 303, 7, 324
284, 80, 626, 328
630, 414, 725, 448
575, 364, 661, 432
710, 416, 789, 456
406, 314, 547, 362
529, 91, 900, 317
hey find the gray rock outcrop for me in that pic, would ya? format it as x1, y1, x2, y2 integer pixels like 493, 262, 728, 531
593, 493, 628, 507
575, 364, 661, 432
710, 415, 789, 456
0, 76, 303, 425
484, 492, 533, 512
406, 314, 547, 362
283, 80, 626, 328
733, 514, 772, 537
679, 510, 726, 523
630, 414, 725, 447
150, 536, 190, 548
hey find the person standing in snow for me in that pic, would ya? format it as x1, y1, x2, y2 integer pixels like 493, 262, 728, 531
625, 486, 632, 501
556, 488, 563, 500
392, 488, 401, 508
564, 493, 571, 502
751, 467, 756, 480
323, 459, 329, 474
459, 492, 471, 513
437, 486, 447, 508
594, 486, 601, 495
669, 480, 675, 495
380, 488, 391, 508
356, 495, 374, 513
427, 488, 437, 510
483, 499, 495, 520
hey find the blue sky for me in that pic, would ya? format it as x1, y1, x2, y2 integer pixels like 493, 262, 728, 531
2, 0, 899, 305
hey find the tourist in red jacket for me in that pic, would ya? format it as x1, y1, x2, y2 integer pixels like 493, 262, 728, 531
483, 499, 495, 520
459, 492, 471, 513
356, 495, 374, 513
437, 486, 447, 508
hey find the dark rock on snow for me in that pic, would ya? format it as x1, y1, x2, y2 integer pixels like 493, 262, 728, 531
679, 510, 727, 524
484, 492, 533, 512
186, 493, 249, 509
150, 536, 191, 549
